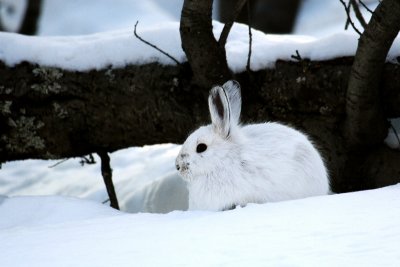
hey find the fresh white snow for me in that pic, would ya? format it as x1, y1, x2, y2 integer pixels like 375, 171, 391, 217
1, 1, 400, 265
1, 21, 400, 73
0, 144, 184, 213
1, 184, 400, 266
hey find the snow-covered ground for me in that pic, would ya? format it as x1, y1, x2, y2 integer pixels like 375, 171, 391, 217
1, 1, 400, 265
1, 184, 400, 266
1, 144, 185, 213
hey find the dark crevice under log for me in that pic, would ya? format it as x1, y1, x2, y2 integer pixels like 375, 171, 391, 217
1, 58, 400, 193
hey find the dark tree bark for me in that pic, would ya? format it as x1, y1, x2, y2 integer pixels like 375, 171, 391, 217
19, 0, 42, 35
219, 0, 301, 34
180, 0, 231, 88
98, 151, 119, 210
1, 59, 400, 192
345, 0, 400, 148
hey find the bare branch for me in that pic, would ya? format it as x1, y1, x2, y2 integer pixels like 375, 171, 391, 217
219, 0, 247, 47
339, 0, 362, 35
359, 0, 373, 14
291, 50, 303, 61
98, 151, 119, 210
79, 154, 96, 166
134, 21, 180, 65
48, 158, 69, 168
345, 0, 352, 30
246, 0, 252, 72
350, 0, 367, 29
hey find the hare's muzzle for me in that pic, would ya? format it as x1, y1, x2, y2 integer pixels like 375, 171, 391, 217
175, 153, 190, 173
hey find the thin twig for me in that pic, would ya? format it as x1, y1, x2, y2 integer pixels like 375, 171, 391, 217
134, 21, 180, 65
246, 0, 252, 72
291, 50, 303, 61
359, 0, 373, 13
345, 0, 352, 30
219, 0, 248, 47
98, 151, 119, 210
350, 0, 367, 28
48, 158, 69, 168
339, 0, 363, 35
79, 154, 96, 166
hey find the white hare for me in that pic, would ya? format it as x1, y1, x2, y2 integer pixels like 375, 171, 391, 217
175, 80, 330, 211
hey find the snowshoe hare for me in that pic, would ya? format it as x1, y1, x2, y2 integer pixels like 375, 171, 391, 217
175, 80, 330, 211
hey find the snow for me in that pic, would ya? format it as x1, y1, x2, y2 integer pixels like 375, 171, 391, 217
0, 144, 184, 213
1, 0, 400, 265
1, 21, 399, 73
294, 0, 378, 37
38, 0, 178, 36
0, 195, 120, 229
1, 184, 400, 266
0, 1, 399, 72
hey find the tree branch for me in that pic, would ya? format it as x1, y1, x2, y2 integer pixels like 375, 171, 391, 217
339, 0, 362, 35
350, 0, 367, 29
359, 0, 373, 14
218, 0, 247, 48
246, 0, 252, 72
134, 21, 180, 65
98, 151, 119, 210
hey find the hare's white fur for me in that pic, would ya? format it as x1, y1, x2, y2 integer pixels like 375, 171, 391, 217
176, 80, 330, 211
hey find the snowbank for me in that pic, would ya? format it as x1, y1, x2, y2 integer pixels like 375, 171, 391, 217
1, 21, 399, 73
1, 184, 400, 266
0, 144, 182, 213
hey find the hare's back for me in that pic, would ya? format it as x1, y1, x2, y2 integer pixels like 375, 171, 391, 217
242, 122, 310, 147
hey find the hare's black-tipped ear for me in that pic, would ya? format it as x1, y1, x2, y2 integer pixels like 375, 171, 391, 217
222, 80, 241, 126
209, 86, 230, 138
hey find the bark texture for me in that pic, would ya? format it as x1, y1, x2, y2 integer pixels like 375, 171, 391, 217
1, 58, 400, 193
19, 0, 42, 35
98, 151, 119, 210
345, 0, 400, 148
219, 0, 301, 34
180, 0, 231, 88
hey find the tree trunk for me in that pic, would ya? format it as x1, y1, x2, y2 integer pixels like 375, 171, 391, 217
219, 0, 301, 34
180, 0, 231, 88
345, 0, 400, 148
1, 58, 400, 192
19, 0, 42, 35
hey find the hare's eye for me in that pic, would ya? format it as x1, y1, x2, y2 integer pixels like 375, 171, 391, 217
196, 143, 207, 153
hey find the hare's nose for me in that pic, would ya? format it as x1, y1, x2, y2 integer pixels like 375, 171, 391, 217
176, 164, 180, 171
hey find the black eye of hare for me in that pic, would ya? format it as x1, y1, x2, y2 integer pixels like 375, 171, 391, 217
196, 143, 207, 153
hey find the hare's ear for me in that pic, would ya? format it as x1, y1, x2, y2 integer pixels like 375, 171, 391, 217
222, 80, 241, 125
209, 86, 231, 138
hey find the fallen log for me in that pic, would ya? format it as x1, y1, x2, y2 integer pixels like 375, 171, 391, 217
1, 57, 400, 192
